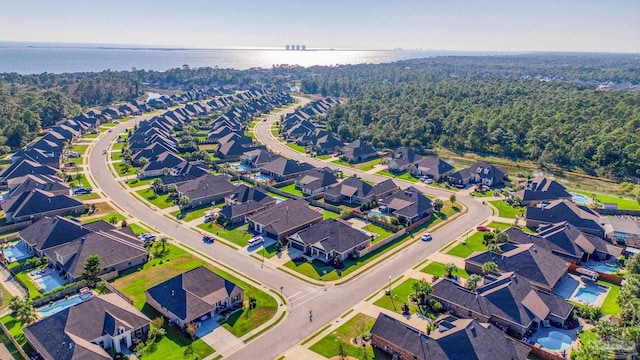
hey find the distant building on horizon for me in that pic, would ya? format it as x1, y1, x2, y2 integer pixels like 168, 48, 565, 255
285, 45, 307, 51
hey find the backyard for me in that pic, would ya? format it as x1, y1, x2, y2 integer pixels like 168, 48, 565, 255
1, 314, 34, 356
569, 189, 640, 210
309, 313, 384, 359
276, 183, 305, 197
597, 280, 620, 315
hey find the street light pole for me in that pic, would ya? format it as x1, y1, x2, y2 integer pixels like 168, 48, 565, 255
388, 276, 392, 295
280, 286, 284, 306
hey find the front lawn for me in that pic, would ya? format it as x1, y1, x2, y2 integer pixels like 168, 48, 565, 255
569, 189, 640, 210
353, 158, 382, 171
76, 192, 100, 201
112, 141, 125, 151
115, 162, 138, 177
127, 223, 149, 236
135, 188, 175, 209
127, 176, 160, 188
331, 159, 352, 168
68, 173, 92, 189
286, 143, 307, 153
489, 200, 525, 218
446, 232, 488, 258
277, 183, 305, 197
487, 221, 513, 231
80, 211, 125, 225
421, 261, 469, 279
171, 204, 222, 222
309, 313, 379, 359
68, 144, 88, 154
375, 170, 420, 183
317, 154, 331, 160
597, 280, 621, 315
255, 243, 278, 259
84, 132, 100, 139
373, 278, 424, 315
197, 223, 253, 247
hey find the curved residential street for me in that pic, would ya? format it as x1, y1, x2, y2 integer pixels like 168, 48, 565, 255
86, 99, 491, 359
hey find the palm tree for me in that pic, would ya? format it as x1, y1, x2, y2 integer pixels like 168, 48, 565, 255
482, 261, 499, 274
433, 199, 444, 212
487, 243, 501, 253
412, 281, 422, 303
444, 263, 458, 278
159, 236, 169, 254
178, 195, 190, 209
151, 178, 163, 194
466, 274, 483, 291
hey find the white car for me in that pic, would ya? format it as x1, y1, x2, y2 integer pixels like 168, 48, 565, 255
138, 233, 157, 242
421, 233, 433, 241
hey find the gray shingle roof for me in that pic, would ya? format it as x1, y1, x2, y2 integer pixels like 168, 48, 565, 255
2, 189, 83, 220
380, 186, 432, 219
289, 219, 370, 253
526, 199, 603, 234
260, 158, 314, 177
341, 139, 376, 159
176, 174, 236, 202
514, 177, 572, 202
248, 199, 322, 235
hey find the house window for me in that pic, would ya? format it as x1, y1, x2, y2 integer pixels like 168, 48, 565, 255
467, 311, 472, 317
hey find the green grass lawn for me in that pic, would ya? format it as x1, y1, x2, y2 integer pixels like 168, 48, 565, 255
321, 209, 341, 219
286, 143, 307, 153
115, 162, 138, 177
277, 183, 305, 197
569, 189, 640, 210
68, 144, 88, 154
76, 192, 100, 201
81, 211, 125, 225
171, 204, 222, 222
197, 223, 253, 247
362, 223, 394, 243
353, 158, 382, 171
331, 159, 352, 168
316, 154, 331, 160
135, 188, 175, 209
127, 223, 149, 236
15, 272, 42, 299
0, 283, 11, 310
309, 313, 379, 359
487, 221, 513, 231
255, 243, 278, 259
489, 200, 525, 219
598, 280, 621, 315
127, 176, 160, 188
0, 319, 22, 359
245, 131, 256, 140
101, 122, 117, 128
579, 330, 597, 347
446, 232, 488, 258
112, 141, 125, 151
1, 314, 34, 356
270, 127, 279, 136
111, 152, 123, 161
373, 278, 421, 314
84, 132, 101, 139
112, 242, 277, 340
375, 170, 420, 183
421, 261, 469, 279
68, 173, 92, 189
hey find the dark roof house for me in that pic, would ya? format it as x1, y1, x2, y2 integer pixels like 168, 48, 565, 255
514, 177, 572, 205
1, 189, 84, 223
176, 174, 236, 208
288, 219, 370, 263
448, 162, 507, 187
247, 199, 323, 240
340, 140, 377, 163
525, 199, 604, 236
379, 186, 432, 223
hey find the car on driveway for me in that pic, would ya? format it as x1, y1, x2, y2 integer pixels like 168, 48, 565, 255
204, 214, 213, 223
476, 226, 490, 232
421, 233, 433, 241
73, 188, 92, 195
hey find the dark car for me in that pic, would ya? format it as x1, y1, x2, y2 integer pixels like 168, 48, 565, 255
73, 188, 92, 195
203, 235, 214, 243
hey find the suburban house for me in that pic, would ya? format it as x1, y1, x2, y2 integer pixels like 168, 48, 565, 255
386, 147, 423, 173
409, 156, 455, 180
19, 216, 148, 281
340, 140, 377, 163
323, 176, 399, 205
525, 199, 604, 236
247, 199, 323, 241
259, 158, 314, 182
218, 185, 276, 225
448, 162, 507, 187
1, 189, 85, 223
309, 131, 344, 155
138, 151, 187, 179
378, 186, 432, 224
132, 142, 177, 165
175, 174, 236, 209
159, 163, 209, 190
7, 174, 70, 198
12, 147, 62, 169
23, 294, 151, 359
513, 177, 572, 205
145, 266, 244, 329
600, 217, 640, 246
430, 272, 574, 337
294, 167, 338, 196
370, 313, 530, 360
288, 219, 371, 262
239, 149, 281, 168
0, 159, 58, 186
464, 242, 569, 292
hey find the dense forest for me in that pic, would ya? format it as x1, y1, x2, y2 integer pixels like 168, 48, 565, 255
1, 53, 638, 179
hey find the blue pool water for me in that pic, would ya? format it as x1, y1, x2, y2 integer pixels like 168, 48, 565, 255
536, 331, 573, 350
574, 284, 607, 306
275, 198, 284, 204
33, 273, 66, 292
3, 242, 31, 261
588, 262, 618, 274
37, 293, 92, 317
570, 193, 589, 204
367, 210, 384, 218
231, 163, 252, 171
254, 174, 270, 182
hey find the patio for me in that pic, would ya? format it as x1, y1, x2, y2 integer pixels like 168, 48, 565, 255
29, 267, 68, 292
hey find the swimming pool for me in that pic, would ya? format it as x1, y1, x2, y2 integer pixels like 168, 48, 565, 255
570, 193, 589, 204
587, 262, 618, 274
367, 210, 384, 218
37, 293, 93, 318
574, 284, 608, 306
536, 331, 573, 350
231, 163, 252, 171
32, 272, 66, 292
254, 174, 270, 182
3, 242, 31, 261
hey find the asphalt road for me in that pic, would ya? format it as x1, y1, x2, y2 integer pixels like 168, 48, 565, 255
87, 100, 490, 359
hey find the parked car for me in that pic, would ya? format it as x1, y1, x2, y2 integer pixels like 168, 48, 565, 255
138, 233, 156, 242
248, 235, 264, 247
67, 152, 81, 158
203, 235, 214, 243
204, 214, 213, 223
421, 233, 433, 241
73, 188, 92, 195
113, 120, 120, 124
476, 226, 490, 232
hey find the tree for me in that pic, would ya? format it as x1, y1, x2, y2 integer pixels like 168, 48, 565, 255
466, 274, 482, 291
487, 243, 501, 253
482, 261, 499, 274
178, 195, 190, 208
570, 341, 612, 360
138, 156, 149, 166
9, 296, 36, 326
167, 184, 178, 195
449, 194, 456, 205
495, 231, 509, 244
624, 326, 640, 353
185, 322, 198, 339
627, 254, 640, 275
159, 236, 169, 254
82, 254, 102, 286
151, 178, 163, 194
444, 263, 458, 278
120, 161, 130, 175
151, 317, 165, 329
433, 198, 444, 212
412, 281, 422, 303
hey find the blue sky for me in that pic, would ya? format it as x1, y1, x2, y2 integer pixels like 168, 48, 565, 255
1, 0, 638, 52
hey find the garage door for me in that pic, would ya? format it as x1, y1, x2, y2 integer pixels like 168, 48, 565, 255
290, 241, 304, 251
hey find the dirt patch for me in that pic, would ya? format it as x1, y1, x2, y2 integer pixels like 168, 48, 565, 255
91, 202, 115, 214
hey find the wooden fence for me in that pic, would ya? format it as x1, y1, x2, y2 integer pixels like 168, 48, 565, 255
0, 321, 28, 360
32, 281, 88, 307
102, 281, 133, 305
0, 232, 20, 244
597, 208, 640, 216
0, 221, 32, 237
568, 263, 624, 285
